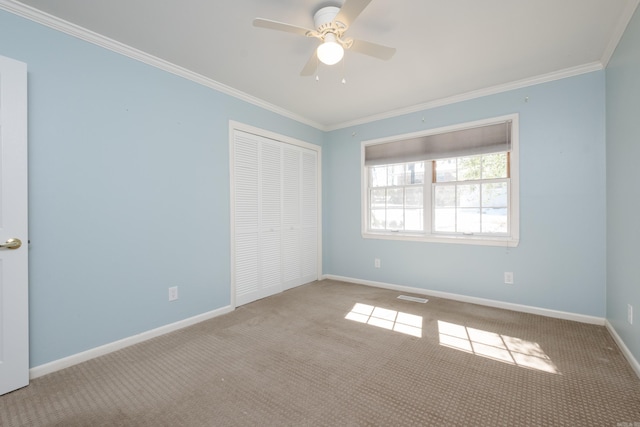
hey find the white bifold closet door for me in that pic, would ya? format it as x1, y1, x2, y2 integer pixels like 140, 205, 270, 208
300, 148, 318, 286
233, 130, 318, 306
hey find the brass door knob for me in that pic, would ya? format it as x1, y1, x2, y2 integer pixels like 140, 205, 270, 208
0, 238, 22, 250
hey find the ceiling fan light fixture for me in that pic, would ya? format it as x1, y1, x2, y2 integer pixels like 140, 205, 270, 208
253, 1, 395, 76
317, 34, 344, 65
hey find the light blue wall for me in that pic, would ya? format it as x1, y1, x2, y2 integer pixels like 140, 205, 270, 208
0, 6, 624, 368
324, 72, 607, 317
0, 10, 323, 367
606, 6, 640, 362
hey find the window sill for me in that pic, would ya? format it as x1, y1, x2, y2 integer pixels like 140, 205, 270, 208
362, 231, 519, 247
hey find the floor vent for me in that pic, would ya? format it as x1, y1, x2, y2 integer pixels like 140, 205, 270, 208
397, 295, 428, 303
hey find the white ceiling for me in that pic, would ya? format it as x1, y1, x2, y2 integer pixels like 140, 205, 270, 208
4, 0, 639, 130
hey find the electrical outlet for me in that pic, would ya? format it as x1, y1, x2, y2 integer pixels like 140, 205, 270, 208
628, 304, 633, 325
374, 258, 381, 268
169, 286, 178, 301
504, 272, 514, 284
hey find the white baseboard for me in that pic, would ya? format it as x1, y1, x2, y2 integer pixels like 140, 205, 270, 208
30, 305, 234, 379
322, 274, 605, 325
29, 281, 638, 381
605, 320, 640, 379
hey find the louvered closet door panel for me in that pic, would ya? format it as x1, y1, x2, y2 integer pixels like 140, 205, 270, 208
301, 149, 318, 282
282, 145, 300, 227
259, 229, 281, 293
233, 132, 259, 305
282, 145, 301, 289
260, 140, 282, 293
234, 134, 259, 230
235, 233, 259, 305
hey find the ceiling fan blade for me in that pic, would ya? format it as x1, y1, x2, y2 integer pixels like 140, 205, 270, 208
334, 0, 373, 29
300, 51, 318, 76
350, 39, 396, 60
253, 18, 314, 37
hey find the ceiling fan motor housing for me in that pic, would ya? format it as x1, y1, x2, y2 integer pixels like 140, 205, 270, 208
314, 6, 342, 33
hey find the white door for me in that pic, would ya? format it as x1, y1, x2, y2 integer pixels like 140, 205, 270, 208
282, 146, 318, 290
258, 139, 282, 296
233, 131, 284, 306
233, 131, 261, 306
231, 127, 319, 306
300, 149, 318, 285
281, 145, 301, 290
0, 55, 29, 395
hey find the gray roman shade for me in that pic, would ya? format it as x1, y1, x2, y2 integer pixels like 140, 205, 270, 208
365, 121, 512, 166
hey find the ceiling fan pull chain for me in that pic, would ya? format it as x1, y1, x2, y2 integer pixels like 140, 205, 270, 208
341, 55, 347, 84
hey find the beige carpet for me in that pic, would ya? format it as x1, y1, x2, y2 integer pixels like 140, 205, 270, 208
1, 279, 639, 426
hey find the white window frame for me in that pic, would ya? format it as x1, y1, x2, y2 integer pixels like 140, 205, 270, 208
361, 114, 519, 247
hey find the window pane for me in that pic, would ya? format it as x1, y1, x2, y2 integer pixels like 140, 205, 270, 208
370, 166, 388, 187
457, 184, 480, 208
458, 156, 481, 181
405, 187, 423, 208
482, 182, 508, 208
371, 209, 386, 230
406, 162, 425, 184
389, 164, 406, 186
405, 209, 424, 231
386, 209, 404, 230
387, 188, 404, 207
434, 208, 455, 232
435, 185, 455, 208
482, 153, 507, 179
482, 208, 508, 233
371, 188, 386, 209
457, 208, 481, 233
435, 158, 456, 182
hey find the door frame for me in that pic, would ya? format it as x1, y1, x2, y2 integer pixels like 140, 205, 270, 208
229, 121, 322, 308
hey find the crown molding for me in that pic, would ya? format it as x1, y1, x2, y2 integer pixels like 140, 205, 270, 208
327, 61, 604, 131
0, 0, 325, 131
1, 0, 630, 133
601, 0, 640, 66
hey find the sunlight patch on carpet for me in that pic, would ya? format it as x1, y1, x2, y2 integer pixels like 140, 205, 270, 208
438, 320, 560, 374
345, 303, 423, 337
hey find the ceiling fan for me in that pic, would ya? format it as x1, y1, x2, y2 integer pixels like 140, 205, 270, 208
253, 0, 396, 76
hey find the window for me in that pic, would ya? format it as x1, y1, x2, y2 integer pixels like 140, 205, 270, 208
362, 115, 519, 246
